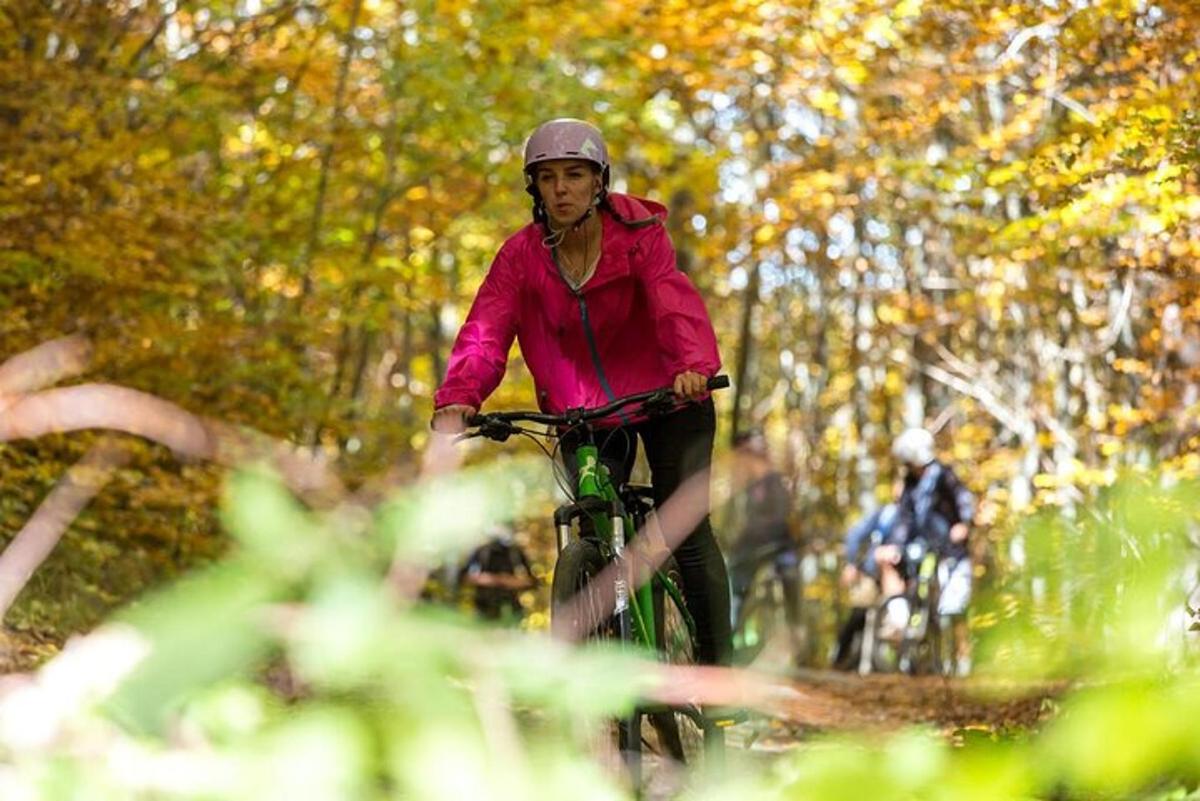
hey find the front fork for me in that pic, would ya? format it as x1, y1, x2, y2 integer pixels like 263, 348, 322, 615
611, 514, 632, 640
553, 500, 654, 649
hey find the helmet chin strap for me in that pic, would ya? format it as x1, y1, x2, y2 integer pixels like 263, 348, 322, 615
540, 194, 601, 249
570, 205, 595, 231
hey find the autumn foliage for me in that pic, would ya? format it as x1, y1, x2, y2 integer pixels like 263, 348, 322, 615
2, 0, 1199, 637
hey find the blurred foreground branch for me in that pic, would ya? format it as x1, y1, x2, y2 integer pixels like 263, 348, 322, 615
0, 439, 130, 619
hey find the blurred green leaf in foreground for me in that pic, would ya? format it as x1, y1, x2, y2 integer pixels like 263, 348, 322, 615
0, 467, 1198, 801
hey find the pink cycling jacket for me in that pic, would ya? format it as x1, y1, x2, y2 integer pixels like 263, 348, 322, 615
433, 193, 721, 417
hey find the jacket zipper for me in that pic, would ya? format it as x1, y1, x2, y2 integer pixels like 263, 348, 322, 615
551, 247, 629, 422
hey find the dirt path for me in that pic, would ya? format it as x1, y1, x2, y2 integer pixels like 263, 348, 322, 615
637, 668, 1063, 799
730, 667, 1063, 753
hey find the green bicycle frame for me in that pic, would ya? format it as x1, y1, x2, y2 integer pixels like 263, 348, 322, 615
570, 443, 696, 653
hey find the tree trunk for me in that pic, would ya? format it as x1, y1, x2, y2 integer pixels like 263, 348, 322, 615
296, 0, 364, 300
730, 263, 761, 444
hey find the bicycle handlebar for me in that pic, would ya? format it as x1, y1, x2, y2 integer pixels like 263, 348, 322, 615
462, 375, 729, 441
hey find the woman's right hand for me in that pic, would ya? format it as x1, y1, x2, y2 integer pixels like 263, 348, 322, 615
431, 404, 477, 434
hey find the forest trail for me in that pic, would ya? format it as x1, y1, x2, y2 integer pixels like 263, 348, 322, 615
732, 667, 1062, 752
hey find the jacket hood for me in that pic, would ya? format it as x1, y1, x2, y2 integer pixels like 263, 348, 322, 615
605, 192, 668, 225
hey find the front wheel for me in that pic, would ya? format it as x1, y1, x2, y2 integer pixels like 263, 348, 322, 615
732, 564, 787, 668
552, 537, 641, 782
550, 538, 613, 644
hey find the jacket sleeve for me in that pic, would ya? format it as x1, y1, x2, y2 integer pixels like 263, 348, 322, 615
885, 493, 913, 547
844, 509, 880, 563
433, 247, 520, 410
763, 472, 792, 527
941, 467, 976, 526
514, 545, 534, 577
632, 224, 721, 378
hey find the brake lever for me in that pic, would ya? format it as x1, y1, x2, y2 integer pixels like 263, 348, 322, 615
462, 417, 516, 443
639, 390, 679, 417
486, 421, 514, 442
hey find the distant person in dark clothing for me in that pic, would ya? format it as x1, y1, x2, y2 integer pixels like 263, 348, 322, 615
726, 428, 796, 628
874, 427, 976, 674
458, 525, 536, 623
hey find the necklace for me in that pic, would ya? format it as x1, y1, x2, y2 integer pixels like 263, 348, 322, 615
556, 221, 601, 287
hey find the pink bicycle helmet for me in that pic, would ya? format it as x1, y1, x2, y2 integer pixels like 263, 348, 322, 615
523, 118, 610, 188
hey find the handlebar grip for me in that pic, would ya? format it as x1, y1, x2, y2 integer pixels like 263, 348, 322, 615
465, 414, 485, 427
707, 374, 730, 391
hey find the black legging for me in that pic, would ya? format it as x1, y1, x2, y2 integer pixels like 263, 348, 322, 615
560, 398, 732, 665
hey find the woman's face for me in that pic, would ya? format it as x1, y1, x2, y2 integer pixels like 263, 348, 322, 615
533, 159, 602, 228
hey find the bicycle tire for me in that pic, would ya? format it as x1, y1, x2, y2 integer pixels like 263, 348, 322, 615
732, 563, 787, 668
899, 618, 941, 676
900, 573, 947, 676
553, 537, 645, 781
649, 559, 706, 766
863, 600, 905, 675
550, 538, 614, 643
781, 555, 818, 668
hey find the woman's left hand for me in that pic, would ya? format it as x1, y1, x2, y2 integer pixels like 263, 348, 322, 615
673, 370, 708, 401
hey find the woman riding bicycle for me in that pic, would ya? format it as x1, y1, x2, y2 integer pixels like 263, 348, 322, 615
430, 118, 731, 666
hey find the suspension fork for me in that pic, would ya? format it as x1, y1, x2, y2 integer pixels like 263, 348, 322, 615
556, 521, 570, 554
620, 500, 658, 650
611, 507, 656, 647
567, 444, 652, 646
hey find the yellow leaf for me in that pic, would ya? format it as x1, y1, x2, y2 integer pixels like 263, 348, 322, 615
808, 87, 841, 115
1112, 358, 1151, 377
835, 61, 869, 87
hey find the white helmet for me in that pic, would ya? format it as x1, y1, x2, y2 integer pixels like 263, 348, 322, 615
893, 428, 935, 467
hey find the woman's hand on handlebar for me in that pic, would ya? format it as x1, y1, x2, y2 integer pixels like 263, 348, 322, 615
431, 404, 477, 435
423, 407, 472, 476
673, 370, 709, 401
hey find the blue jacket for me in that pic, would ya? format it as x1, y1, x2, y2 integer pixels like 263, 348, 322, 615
843, 503, 898, 565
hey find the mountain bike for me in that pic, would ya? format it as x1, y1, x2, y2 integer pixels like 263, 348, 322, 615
859, 538, 956, 677
729, 539, 819, 669
459, 375, 731, 786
